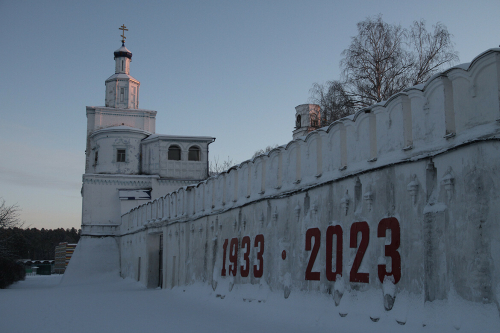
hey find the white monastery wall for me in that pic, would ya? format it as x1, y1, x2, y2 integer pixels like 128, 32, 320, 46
76, 49, 500, 324
82, 174, 154, 225
81, 174, 198, 230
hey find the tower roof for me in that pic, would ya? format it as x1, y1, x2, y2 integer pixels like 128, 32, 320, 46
114, 45, 132, 60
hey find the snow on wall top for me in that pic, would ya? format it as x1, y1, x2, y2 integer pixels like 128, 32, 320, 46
121, 48, 500, 225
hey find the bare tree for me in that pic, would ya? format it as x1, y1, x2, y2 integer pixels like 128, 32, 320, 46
0, 199, 22, 230
309, 81, 355, 125
252, 144, 279, 159
341, 15, 412, 107
310, 15, 458, 126
209, 156, 237, 176
0, 199, 23, 259
407, 19, 459, 85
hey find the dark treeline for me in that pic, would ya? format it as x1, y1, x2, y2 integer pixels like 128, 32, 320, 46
0, 227, 80, 260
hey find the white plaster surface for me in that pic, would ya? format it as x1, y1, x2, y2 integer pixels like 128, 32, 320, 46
72, 48, 500, 327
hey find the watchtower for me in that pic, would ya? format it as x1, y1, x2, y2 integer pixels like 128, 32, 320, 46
292, 104, 321, 139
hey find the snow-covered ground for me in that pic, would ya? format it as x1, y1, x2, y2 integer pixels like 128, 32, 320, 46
0, 275, 496, 333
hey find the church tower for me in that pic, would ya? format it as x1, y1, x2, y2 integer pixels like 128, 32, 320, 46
81, 26, 214, 228
105, 25, 140, 109
292, 104, 321, 139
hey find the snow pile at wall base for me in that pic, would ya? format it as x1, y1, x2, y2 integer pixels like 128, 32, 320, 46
3, 275, 499, 333
60, 236, 120, 286
174, 281, 500, 332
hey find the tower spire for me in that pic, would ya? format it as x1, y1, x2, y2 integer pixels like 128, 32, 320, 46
119, 24, 128, 45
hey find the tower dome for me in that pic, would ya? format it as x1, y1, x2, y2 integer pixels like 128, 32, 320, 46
114, 45, 132, 59
113, 45, 132, 75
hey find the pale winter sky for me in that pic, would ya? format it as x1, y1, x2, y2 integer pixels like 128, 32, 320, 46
0, 0, 499, 230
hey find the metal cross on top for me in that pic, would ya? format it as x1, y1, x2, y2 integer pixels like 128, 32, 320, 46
119, 24, 128, 44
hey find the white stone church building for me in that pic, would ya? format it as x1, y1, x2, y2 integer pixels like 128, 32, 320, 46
82, 42, 215, 230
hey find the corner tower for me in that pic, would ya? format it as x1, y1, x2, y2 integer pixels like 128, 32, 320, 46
104, 29, 140, 109
292, 104, 321, 140
85, 27, 157, 173
82, 26, 214, 230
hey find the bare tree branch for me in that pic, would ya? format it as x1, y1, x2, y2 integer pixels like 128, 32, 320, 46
0, 199, 22, 229
209, 156, 237, 176
0, 199, 23, 259
309, 15, 458, 126
252, 145, 279, 159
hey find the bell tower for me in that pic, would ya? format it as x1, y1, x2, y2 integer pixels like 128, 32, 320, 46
104, 25, 140, 109
292, 104, 321, 139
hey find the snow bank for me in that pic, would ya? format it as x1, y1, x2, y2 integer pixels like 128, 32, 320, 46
2, 276, 499, 333
61, 236, 120, 285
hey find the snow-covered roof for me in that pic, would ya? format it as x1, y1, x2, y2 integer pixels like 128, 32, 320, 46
114, 44, 132, 59
90, 126, 151, 138
86, 106, 157, 114
114, 45, 131, 54
142, 134, 215, 143
105, 73, 139, 83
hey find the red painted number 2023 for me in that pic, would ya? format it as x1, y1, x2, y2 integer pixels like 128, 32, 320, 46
305, 218, 401, 284
221, 234, 264, 278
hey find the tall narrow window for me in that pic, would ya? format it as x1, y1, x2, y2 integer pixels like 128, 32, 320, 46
94, 151, 98, 164
188, 146, 201, 161
296, 115, 301, 129
121, 60, 124, 72
168, 145, 181, 161
117, 149, 126, 162
120, 88, 124, 102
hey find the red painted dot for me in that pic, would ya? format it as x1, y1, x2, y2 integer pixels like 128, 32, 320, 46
281, 250, 286, 260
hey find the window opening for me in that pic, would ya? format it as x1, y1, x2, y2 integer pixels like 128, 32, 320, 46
137, 257, 141, 281
159, 234, 163, 288
188, 146, 201, 161
121, 60, 124, 71
120, 88, 124, 102
296, 115, 301, 129
94, 151, 98, 164
117, 149, 126, 162
168, 145, 181, 161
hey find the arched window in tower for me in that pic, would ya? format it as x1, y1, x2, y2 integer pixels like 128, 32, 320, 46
188, 146, 201, 161
168, 145, 181, 161
121, 60, 124, 72
296, 115, 301, 129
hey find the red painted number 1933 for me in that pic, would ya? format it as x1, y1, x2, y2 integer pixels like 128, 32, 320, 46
221, 234, 264, 278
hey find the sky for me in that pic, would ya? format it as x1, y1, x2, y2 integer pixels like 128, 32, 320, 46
1, 0, 499, 230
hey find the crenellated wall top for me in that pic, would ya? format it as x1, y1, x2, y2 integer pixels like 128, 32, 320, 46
121, 48, 500, 227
